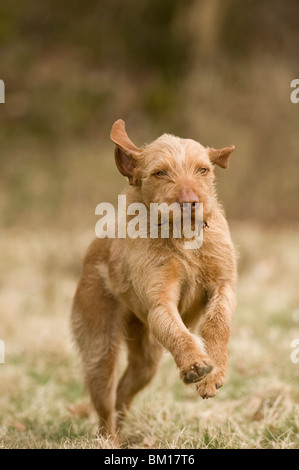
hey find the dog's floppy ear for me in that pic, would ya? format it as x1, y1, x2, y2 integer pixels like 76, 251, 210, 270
110, 119, 142, 185
208, 145, 235, 169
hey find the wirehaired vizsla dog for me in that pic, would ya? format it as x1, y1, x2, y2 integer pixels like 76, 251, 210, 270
71, 119, 237, 439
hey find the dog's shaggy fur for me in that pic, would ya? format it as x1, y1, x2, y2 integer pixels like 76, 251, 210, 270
71, 120, 237, 439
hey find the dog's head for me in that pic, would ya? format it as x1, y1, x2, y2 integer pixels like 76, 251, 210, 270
110, 119, 235, 223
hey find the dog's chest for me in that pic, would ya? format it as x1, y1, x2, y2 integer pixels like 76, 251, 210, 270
178, 275, 208, 327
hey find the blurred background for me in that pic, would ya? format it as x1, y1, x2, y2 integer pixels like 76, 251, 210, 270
1, 0, 299, 449
1, 0, 299, 230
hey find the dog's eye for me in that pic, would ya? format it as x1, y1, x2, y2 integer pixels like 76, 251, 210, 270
198, 168, 209, 175
153, 171, 168, 178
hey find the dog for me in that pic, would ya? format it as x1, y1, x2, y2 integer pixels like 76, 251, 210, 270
71, 119, 237, 439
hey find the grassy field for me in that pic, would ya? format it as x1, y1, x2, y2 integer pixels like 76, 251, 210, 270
1, 224, 299, 449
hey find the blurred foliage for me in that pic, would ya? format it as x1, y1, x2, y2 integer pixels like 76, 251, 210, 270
0, 0, 299, 228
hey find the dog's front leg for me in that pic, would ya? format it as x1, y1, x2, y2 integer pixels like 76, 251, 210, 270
147, 297, 213, 385
196, 283, 236, 399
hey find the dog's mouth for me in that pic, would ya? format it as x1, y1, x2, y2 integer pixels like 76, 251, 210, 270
154, 202, 207, 229
180, 202, 198, 215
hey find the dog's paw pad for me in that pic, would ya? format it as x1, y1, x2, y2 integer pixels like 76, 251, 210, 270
182, 361, 213, 384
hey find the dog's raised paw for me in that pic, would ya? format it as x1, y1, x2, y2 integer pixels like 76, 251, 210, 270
196, 373, 226, 399
182, 361, 213, 384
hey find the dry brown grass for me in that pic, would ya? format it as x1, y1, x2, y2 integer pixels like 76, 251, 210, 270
1, 224, 299, 448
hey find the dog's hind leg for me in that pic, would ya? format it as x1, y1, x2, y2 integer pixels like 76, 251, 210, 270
71, 270, 125, 439
115, 314, 162, 430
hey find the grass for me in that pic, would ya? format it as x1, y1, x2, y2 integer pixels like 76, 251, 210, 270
1, 224, 299, 449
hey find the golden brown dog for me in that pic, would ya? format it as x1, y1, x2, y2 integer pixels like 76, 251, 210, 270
71, 119, 237, 438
